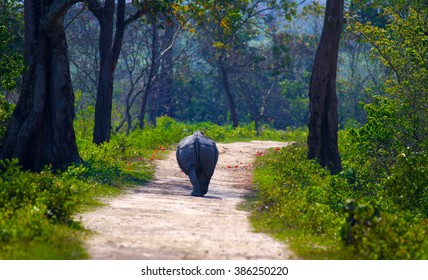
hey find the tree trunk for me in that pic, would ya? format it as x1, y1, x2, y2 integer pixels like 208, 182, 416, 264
219, 63, 238, 128
158, 29, 174, 117
91, 0, 115, 144
151, 17, 175, 121
89, 0, 142, 144
139, 22, 159, 129
307, 0, 344, 174
1, 0, 81, 171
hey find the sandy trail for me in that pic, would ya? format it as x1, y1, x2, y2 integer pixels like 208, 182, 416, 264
79, 141, 295, 260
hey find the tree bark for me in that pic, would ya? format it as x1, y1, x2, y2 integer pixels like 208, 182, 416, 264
219, 62, 239, 128
88, 0, 143, 144
1, 0, 81, 171
158, 25, 174, 117
139, 22, 160, 129
90, 0, 115, 144
149, 17, 175, 123
307, 0, 344, 174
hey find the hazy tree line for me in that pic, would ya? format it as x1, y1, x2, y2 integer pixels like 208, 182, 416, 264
65, 0, 371, 132
66, 0, 298, 133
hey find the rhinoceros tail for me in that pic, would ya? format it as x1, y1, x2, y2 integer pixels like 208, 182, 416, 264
194, 133, 201, 168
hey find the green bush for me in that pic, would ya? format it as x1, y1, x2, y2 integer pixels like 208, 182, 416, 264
0, 160, 89, 259
0, 96, 14, 141
341, 198, 428, 259
253, 144, 346, 254
78, 140, 123, 184
251, 135, 428, 259
383, 151, 428, 215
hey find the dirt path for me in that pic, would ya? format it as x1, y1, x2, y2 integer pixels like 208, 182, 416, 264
79, 141, 295, 260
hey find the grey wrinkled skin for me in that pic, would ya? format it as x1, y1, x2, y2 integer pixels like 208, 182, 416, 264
176, 132, 219, 197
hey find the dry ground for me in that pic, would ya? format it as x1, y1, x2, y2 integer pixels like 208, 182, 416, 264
79, 141, 295, 260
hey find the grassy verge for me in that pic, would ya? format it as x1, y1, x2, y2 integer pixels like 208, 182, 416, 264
249, 132, 428, 259
0, 145, 151, 259
0, 116, 297, 259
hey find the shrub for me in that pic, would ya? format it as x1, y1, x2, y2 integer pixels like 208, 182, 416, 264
0, 160, 90, 259
383, 151, 428, 215
253, 144, 346, 251
342, 199, 428, 259
251, 136, 428, 259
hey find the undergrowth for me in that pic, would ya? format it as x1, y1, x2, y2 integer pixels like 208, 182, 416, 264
251, 133, 428, 259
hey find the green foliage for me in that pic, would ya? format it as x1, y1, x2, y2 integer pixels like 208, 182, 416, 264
352, 2, 428, 154
122, 116, 291, 148
168, 0, 298, 130
343, 95, 428, 216
252, 143, 348, 258
0, 160, 90, 259
263, 4, 428, 259
0, 25, 23, 90
74, 93, 95, 141
0, 135, 153, 259
0, 2, 23, 140
1, 118, 173, 259
344, 139, 428, 258
132, 0, 174, 16
0, 161, 79, 224
251, 128, 428, 259
347, 97, 399, 167
0, 1, 24, 91
255, 17, 428, 254
0, 95, 14, 140
181, 0, 296, 45
76, 133, 155, 186
280, 75, 309, 127
77, 139, 126, 184
342, 199, 428, 259
128, 116, 191, 150
383, 151, 428, 215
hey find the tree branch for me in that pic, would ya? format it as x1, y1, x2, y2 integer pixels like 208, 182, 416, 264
85, 0, 102, 19
125, 9, 146, 27
64, 2, 87, 29
158, 19, 187, 59
40, 0, 81, 31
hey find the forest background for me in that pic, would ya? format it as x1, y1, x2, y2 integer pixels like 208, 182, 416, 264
0, 0, 427, 259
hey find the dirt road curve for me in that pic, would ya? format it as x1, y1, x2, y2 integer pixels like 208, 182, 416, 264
79, 141, 295, 260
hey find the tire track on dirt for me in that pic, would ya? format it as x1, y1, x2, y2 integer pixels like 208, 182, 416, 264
79, 141, 295, 259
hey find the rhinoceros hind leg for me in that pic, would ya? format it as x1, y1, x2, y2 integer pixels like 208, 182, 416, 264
197, 169, 211, 196
189, 167, 203, 197
202, 179, 210, 195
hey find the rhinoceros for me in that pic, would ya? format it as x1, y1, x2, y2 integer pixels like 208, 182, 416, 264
176, 132, 219, 197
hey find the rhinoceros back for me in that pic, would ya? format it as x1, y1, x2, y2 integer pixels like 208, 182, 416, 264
176, 132, 218, 175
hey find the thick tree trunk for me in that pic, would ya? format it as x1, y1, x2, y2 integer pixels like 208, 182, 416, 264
307, 0, 344, 174
1, 0, 80, 171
